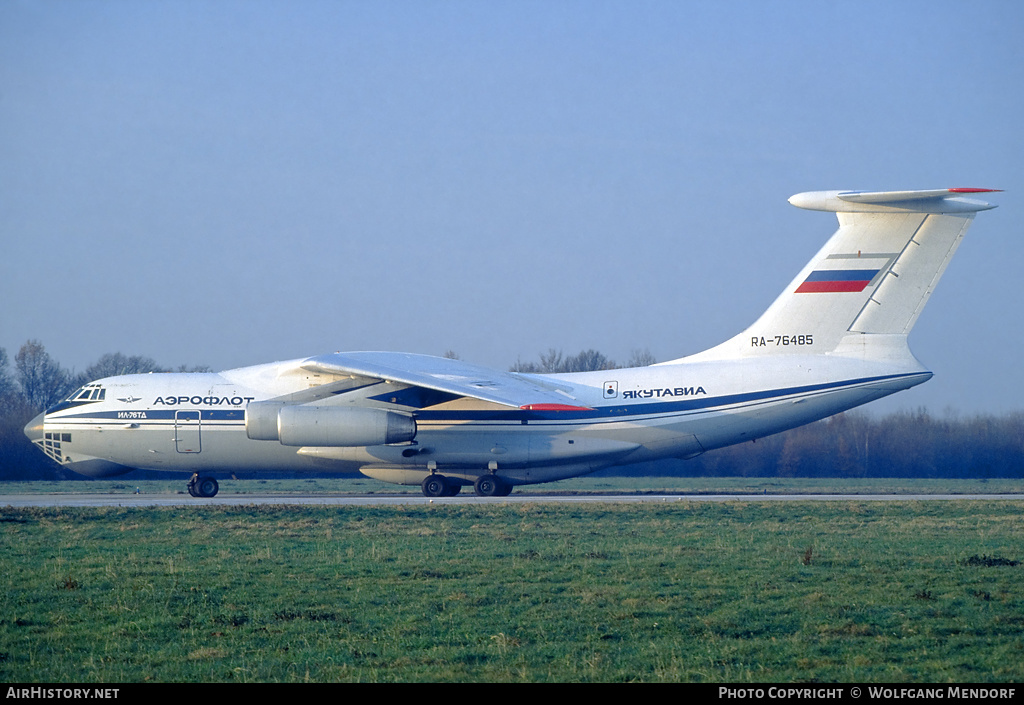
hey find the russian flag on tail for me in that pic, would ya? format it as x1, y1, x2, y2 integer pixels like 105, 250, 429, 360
795, 268, 881, 293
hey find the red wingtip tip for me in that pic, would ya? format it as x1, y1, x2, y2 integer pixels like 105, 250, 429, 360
948, 188, 1002, 193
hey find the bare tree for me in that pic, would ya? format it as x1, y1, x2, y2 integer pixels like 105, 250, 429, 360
511, 348, 619, 373
83, 353, 167, 380
173, 364, 212, 373
0, 348, 18, 402
561, 349, 616, 372
15, 340, 73, 410
625, 348, 657, 367
510, 348, 562, 373
537, 348, 565, 372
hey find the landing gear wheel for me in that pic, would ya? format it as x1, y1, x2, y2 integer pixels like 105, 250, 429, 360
474, 474, 507, 497
187, 474, 219, 498
421, 474, 450, 498
197, 477, 219, 498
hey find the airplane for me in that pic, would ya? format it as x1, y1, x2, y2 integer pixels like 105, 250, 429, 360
24, 187, 999, 497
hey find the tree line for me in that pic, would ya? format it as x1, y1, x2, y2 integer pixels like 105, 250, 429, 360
618, 408, 1024, 479
509, 348, 657, 374
1, 341, 1021, 481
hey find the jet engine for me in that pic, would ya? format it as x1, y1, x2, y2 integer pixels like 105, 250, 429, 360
245, 402, 416, 447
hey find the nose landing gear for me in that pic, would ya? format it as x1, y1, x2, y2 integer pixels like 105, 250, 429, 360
187, 474, 219, 498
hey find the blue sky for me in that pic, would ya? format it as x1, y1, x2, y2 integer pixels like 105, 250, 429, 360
2, 0, 1021, 415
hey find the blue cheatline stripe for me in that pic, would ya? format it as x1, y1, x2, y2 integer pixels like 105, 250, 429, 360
51, 409, 245, 422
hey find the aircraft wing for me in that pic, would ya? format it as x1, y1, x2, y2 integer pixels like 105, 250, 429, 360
299, 352, 588, 410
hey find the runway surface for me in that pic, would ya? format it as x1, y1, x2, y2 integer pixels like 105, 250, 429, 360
3, 492, 1023, 508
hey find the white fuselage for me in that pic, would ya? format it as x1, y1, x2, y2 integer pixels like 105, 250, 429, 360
31, 351, 930, 486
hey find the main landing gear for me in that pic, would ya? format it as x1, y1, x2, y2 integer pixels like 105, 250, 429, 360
474, 474, 511, 497
421, 474, 461, 498
420, 473, 513, 498
187, 473, 219, 498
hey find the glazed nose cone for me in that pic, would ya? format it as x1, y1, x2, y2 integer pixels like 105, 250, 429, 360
24, 412, 45, 443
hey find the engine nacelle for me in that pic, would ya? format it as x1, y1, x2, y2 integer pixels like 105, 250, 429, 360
246, 403, 416, 447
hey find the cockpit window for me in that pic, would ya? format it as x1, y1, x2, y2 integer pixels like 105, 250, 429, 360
67, 384, 106, 402
45, 383, 107, 415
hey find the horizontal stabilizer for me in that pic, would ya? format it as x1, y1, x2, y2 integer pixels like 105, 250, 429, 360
789, 188, 999, 214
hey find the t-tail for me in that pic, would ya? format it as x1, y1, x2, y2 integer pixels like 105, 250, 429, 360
674, 188, 999, 365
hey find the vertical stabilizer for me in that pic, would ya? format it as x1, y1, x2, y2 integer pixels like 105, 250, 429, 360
671, 189, 998, 364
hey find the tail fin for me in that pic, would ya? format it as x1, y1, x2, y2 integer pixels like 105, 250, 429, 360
676, 188, 999, 363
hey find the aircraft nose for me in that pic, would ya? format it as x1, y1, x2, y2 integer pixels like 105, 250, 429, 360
24, 412, 45, 443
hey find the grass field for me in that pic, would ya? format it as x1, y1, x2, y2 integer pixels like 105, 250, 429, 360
2, 486, 1022, 683
3, 475, 1023, 496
